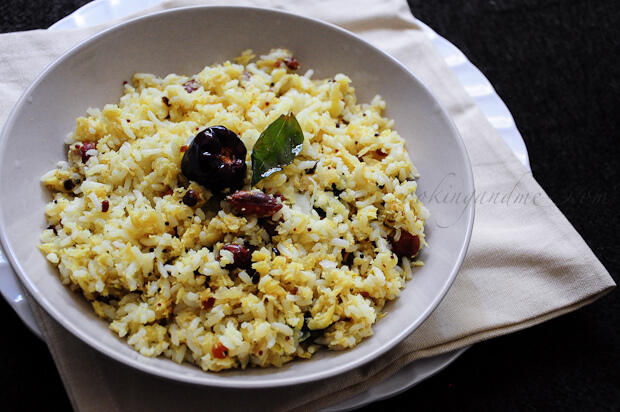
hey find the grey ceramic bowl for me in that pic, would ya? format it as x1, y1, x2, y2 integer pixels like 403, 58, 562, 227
0, 6, 473, 388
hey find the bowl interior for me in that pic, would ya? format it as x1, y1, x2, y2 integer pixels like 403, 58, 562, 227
0, 6, 473, 388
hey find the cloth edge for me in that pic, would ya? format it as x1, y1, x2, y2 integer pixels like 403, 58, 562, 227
291, 283, 615, 411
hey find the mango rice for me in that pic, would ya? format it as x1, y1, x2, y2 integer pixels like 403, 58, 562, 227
39, 49, 428, 371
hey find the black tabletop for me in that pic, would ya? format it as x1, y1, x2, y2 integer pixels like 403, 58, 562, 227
1, 1, 618, 410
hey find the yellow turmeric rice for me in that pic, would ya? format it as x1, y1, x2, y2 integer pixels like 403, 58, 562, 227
39, 49, 428, 371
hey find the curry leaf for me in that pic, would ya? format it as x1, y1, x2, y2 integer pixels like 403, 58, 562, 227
251, 113, 304, 186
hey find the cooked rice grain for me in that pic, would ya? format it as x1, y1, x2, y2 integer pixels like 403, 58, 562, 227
39, 49, 428, 371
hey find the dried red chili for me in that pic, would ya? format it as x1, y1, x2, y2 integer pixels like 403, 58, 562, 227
202, 297, 215, 311
79, 142, 96, 163
389, 230, 420, 258
183, 79, 200, 93
228, 191, 283, 217
181, 126, 247, 193
218, 244, 252, 269
212, 342, 229, 359
283, 57, 299, 70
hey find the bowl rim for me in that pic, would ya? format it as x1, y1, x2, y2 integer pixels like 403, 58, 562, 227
0, 5, 475, 388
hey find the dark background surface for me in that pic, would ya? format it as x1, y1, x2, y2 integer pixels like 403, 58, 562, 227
0, 0, 618, 410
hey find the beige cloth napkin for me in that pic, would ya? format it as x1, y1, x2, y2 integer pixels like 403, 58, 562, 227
1, 0, 614, 410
